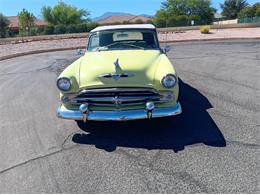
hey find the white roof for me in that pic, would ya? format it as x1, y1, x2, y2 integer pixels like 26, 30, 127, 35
91, 24, 156, 33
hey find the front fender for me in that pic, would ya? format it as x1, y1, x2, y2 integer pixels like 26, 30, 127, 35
58, 57, 82, 94
153, 54, 179, 102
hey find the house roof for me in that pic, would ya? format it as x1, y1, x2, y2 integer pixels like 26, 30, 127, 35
97, 15, 151, 25
214, 13, 224, 19
91, 24, 156, 33
7, 16, 47, 29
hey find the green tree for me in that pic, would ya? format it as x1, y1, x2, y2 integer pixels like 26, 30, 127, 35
256, 7, 260, 16
0, 13, 10, 38
154, 0, 216, 27
154, 10, 168, 27
220, 0, 248, 19
238, 3, 260, 18
238, 6, 255, 18
253, 3, 260, 16
42, 1, 90, 25
18, 9, 36, 36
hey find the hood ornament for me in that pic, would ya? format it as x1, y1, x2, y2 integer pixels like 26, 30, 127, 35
99, 58, 134, 80
114, 59, 120, 74
113, 95, 121, 107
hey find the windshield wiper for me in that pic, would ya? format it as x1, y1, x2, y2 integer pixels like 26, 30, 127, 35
94, 42, 121, 51
104, 42, 122, 48
95, 41, 145, 51
94, 46, 109, 52
105, 42, 144, 50
121, 43, 144, 50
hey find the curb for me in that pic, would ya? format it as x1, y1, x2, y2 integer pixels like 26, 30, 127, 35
0, 46, 85, 61
160, 37, 260, 43
0, 33, 89, 45
0, 37, 259, 61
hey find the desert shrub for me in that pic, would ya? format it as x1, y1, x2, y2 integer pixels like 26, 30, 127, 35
200, 25, 210, 34
43, 22, 97, 35
26, 26, 44, 36
36, 26, 44, 35
146, 19, 154, 24
66, 24, 79, 33
188, 15, 201, 25
30, 27, 38, 36
53, 24, 66, 34
134, 19, 144, 24
0, 13, 10, 38
77, 22, 98, 32
44, 24, 54, 34
87, 22, 98, 31
175, 15, 189, 26
76, 23, 89, 32
122, 20, 131, 24
7, 31, 16, 37
162, 15, 189, 27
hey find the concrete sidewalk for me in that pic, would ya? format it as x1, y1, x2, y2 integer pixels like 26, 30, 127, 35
160, 27, 260, 42
0, 27, 260, 60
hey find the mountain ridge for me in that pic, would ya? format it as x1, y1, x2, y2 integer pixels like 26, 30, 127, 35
93, 12, 153, 21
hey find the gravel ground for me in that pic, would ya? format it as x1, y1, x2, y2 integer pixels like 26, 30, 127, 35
0, 40, 259, 193
1, 28, 260, 59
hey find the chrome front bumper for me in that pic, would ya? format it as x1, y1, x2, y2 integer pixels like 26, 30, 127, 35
56, 102, 182, 121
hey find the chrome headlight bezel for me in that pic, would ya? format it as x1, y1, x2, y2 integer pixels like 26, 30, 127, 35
161, 74, 177, 88
56, 77, 72, 92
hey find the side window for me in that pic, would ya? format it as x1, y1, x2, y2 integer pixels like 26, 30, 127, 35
143, 32, 155, 46
88, 34, 99, 51
99, 33, 113, 46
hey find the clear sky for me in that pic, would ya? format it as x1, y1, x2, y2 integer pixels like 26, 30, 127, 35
0, 0, 259, 18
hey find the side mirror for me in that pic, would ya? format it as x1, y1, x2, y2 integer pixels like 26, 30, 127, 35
77, 49, 84, 56
163, 45, 172, 54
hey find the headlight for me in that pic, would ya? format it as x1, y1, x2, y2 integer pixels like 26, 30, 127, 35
57, 77, 71, 91
162, 74, 177, 88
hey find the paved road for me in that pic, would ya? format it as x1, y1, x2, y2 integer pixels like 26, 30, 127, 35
0, 40, 259, 193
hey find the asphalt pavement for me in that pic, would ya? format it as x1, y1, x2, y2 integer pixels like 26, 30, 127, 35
0, 40, 259, 193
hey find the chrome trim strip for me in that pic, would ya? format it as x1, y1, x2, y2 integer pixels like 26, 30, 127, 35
66, 87, 159, 98
56, 102, 182, 121
74, 95, 159, 102
62, 101, 168, 106
99, 73, 135, 80
62, 88, 173, 107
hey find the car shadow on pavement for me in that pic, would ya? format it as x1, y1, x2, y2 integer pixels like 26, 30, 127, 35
72, 79, 226, 152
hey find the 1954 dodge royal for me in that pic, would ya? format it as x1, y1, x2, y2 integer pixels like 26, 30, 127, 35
56, 24, 182, 122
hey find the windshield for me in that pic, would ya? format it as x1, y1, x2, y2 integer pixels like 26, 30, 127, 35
87, 29, 159, 52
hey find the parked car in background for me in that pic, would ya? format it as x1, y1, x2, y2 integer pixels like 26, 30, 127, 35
56, 24, 182, 123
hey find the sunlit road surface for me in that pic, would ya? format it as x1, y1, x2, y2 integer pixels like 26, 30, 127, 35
0, 40, 259, 193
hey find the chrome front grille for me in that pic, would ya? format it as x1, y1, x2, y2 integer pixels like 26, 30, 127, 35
63, 88, 163, 107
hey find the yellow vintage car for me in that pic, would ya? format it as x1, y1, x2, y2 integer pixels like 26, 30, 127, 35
56, 24, 182, 122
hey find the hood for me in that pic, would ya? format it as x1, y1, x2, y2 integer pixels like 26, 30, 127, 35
79, 50, 162, 89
